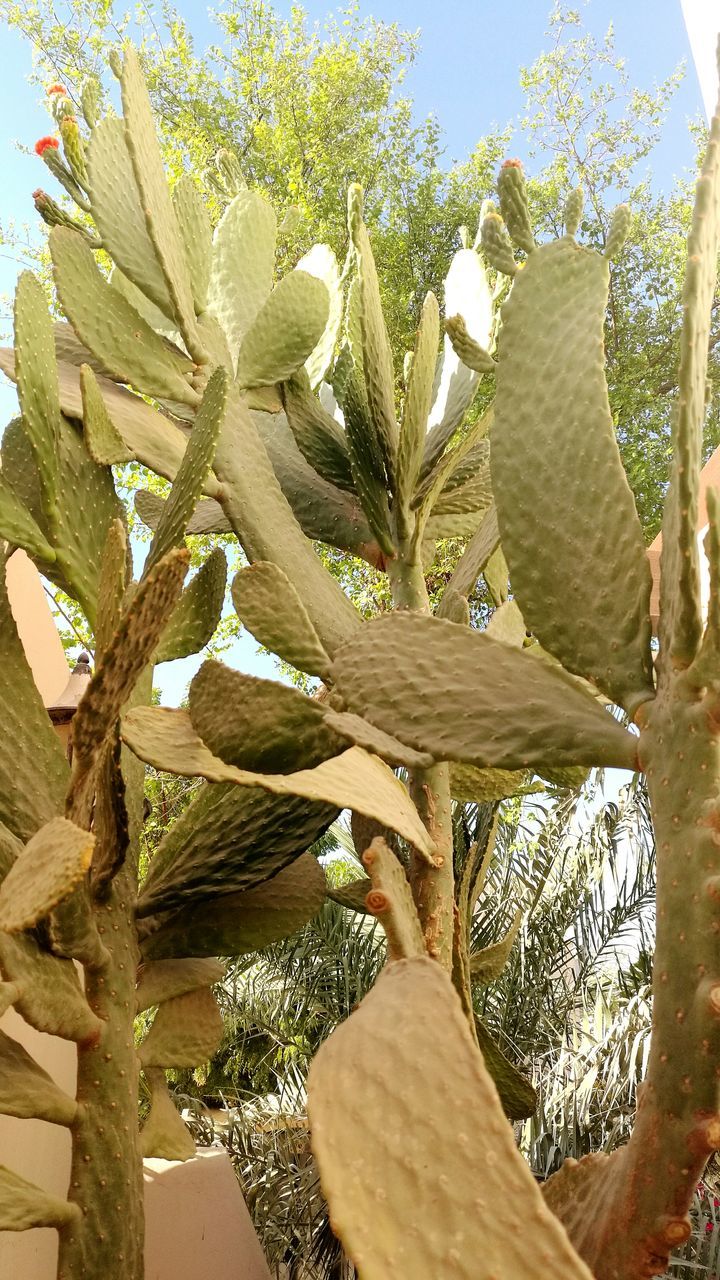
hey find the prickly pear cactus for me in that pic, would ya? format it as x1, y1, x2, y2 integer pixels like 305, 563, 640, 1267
0, 32, 719, 1280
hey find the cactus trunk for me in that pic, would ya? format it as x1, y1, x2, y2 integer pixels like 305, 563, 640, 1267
387, 547, 455, 969
543, 685, 720, 1280
57, 865, 144, 1280
408, 763, 454, 968
609, 688, 720, 1276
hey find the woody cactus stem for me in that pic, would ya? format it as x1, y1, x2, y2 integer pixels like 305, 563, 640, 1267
57, 863, 143, 1280
386, 550, 454, 969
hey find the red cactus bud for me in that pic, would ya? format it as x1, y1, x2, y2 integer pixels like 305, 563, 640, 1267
501, 158, 523, 169
31, 188, 45, 200
47, 83, 67, 96
34, 136, 60, 156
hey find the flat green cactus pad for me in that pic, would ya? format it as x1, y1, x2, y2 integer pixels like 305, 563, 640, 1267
0, 474, 56, 564
0, 573, 68, 843
0, 351, 196, 484
0, 817, 94, 933
53, 320, 117, 380
397, 291, 440, 509
123, 707, 434, 865
135, 491, 231, 536
145, 366, 228, 573
485, 600, 526, 647
474, 1014, 537, 1122
173, 175, 212, 314
491, 236, 654, 713
281, 370, 355, 494
155, 548, 227, 665
72, 547, 189, 763
188, 660, 346, 773
136, 957, 225, 1013
332, 613, 639, 771
445, 314, 495, 373
0, 1029, 78, 1125
142, 852, 326, 960
321, 709, 434, 770
87, 116, 174, 319
660, 102, 720, 668
214, 398, 364, 656
445, 504, 500, 598
326, 876, 372, 913
253, 408, 377, 557
349, 188, 398, 480
80, 364, 134, 465
0, 930, 101, 1044
136, 774, 336, 918
138, 986, 224, 1068
231, 561, 331, 679
307, 957, 592, 1279
207, 190, 276, 361
236, 270, 330, 389
296, 244, 343, 388
470, 910, 523, 984
450, 763, 530, 803
139, 1069, 196, 1161
0, 1165, 81, 1231
120, 47, 199, 353
51, 227, 197, 404
13, 273, 60, 513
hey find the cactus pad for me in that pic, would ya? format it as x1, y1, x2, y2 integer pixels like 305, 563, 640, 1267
308, 957, 591, 1279
136, 957, 225, 1012
138, 986, 223, 1068
142, 852, 326, 960
491, 236, 653, 712
332, 613, 639, 770
0, 817, 94, 933
72, 547, 189, 763
0, 1029, 78, 1125
0, 1166, 80, 1231
145, 367, 228, 572
50, 227, 196, 404
188, 660, 346, 773
87, 116, 174, 318
231, 561, 332, 679
155, 548, 227, 664
139, 1069, 196, 1161
120, 47, 199, 354
208, 190, 276, 361
236, 271, 329, 389
123, 707, 434, 863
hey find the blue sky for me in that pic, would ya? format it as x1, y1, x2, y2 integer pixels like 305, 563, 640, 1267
0, 0, 709, 702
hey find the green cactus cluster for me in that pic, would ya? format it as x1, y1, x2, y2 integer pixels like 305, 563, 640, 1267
0, 36, 718, 1280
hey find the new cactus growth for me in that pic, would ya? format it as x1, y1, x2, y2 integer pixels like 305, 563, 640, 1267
0, 35, 718, 1280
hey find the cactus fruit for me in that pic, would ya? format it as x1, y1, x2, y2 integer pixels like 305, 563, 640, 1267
0, 33, 718, 1280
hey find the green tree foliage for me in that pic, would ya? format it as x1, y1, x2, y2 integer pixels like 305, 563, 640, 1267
1, 1, 710, 553
0, 0, 506, 357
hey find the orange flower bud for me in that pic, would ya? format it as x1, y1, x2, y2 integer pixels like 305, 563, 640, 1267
34, 136, 60, 156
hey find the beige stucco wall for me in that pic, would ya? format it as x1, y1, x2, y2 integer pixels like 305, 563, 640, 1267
5, 549, 69, 706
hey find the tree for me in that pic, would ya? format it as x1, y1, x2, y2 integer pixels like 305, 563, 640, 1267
0, 0, 507, 355
2, 1, 709, 554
